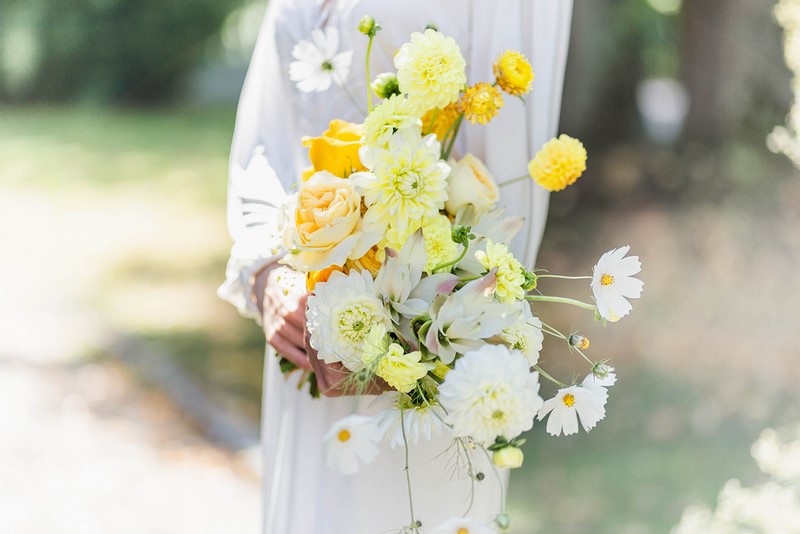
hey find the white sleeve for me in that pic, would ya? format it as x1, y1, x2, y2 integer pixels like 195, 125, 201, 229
217, 4, 299, 322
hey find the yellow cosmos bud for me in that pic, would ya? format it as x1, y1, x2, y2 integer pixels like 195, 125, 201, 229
460, 82, 504, 125
492, 446, 524, 469
527, 134, 587, 192
493, 50, 534, 96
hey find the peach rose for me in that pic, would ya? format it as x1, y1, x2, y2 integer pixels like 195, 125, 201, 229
444, 153, 500, 215
301, 120, 367, 179
283, 171, 380, 272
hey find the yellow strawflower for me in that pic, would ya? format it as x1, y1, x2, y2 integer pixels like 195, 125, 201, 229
475, 240, 525, 303
422, 102, 461, 142
394, 29, 467, 113
460, 82, 504, 125
493, 50, 534, 96
376, 344, 427, 393
527, 134, 587, 192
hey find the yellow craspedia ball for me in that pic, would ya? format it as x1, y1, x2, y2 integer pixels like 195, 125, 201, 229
460, 82, 504, 125
527, 134, 587, 192
493, 50, 534, 96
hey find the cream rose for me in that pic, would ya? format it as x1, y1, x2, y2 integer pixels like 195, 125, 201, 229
444, 153, 500, 215
283, 171, 380, 272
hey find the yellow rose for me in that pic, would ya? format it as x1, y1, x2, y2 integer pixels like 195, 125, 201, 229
345, 245, 383, 277
306, 264, 347, 292
444, 153, 500, 215
302, 120, 367, 178
283, 171, 378, 272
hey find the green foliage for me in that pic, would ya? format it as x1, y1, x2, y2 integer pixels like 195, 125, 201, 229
0, 0, 242, 104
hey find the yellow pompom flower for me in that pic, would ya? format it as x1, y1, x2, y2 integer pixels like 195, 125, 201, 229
493, 50, 534, 96
527, 134, 587, 192
422, 102, 461, 142
475, 239, 526, 303
375, 344, 428, 393
460, 82, 504, 125
394, 29, 467, 113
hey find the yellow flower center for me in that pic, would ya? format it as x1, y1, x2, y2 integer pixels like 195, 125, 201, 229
580, 337, 591, 350
337, 429, 351, 442
601, 274, 614, 286
457, 529, 470, 534
562, 393, 576, 407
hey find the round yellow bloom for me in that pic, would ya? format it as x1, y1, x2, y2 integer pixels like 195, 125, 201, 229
375, 344, 427, 393
493, 50, 534, 96
394, 29, 467, 113
527, 134, 587, 192
385, 214, 458, 273
302, 120, 366, 178
475, 240, 525, 303
460, 83, 504, 125
363, 94, 420, 148
421, 102, 461, 142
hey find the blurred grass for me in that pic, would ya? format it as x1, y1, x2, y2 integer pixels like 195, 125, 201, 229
2, 105, 799, 532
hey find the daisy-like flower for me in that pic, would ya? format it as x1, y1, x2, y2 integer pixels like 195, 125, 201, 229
493, 50, 534, 96
324, 414, 382, 474
527, 134, 587, 192
475, 240, 526, 303
374, 396, 447, 448
352, 127, 450, 233
498, 301, 544, 366
461, 82, 504, 125
306, 270, 391, 371
581, 366, 617, 405
375, 344, 427, 393
394, 29, 467, 112
431, 517, 497, 534
591, 246, 643, 322
439, 344, 543, 444
385, 214, 458, 274
537, 385, 606, 436
362, 94, 421, 148
289, 28, 353, 93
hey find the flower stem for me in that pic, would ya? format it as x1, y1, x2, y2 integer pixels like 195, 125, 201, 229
480, 447, 506, 515
540, 320, 595, 367
525, 294, 596, 311
497, 174, 529, 188
442, 113, 465, 160
536, 274, 592, 281
424, 107, 440, 136
340, 84, 367, 116
400, 408, 419, 532
366, 36, 375, 112
433, 242, 469, 273
534, 365, 567, 388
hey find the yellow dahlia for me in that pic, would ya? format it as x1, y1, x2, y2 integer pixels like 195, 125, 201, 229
422, 102, 461, 142
460, 83, 504, 125
375, 344, 427, 393
394, 29, 467, 113
362, 94, 421, 148
527, 134, 587, 192
475, 240, 525, 303
493, 50, 534, 96
384, 214, 458, 274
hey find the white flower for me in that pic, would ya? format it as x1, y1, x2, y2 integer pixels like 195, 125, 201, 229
430, 516, 497, 534
324, 414, 382, 474
289, 28, 353, 93
581, 366, 617, 405
306, 270, 391, 371
591, 245, 643, 322
445, 153, 500, 215
537, 386, 606, 436
498, 302, 543, 366
374, 398, 447, 448
439, 344, 543, 444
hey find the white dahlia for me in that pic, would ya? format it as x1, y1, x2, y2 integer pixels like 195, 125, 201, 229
537, 386, 606, 437
306, 270, 391, 371
439, 344, 543, 444
591, 245, 643, 322
324, 414, 382, 474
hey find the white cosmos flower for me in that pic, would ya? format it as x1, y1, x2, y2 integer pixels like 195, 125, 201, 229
374, 398, 447, 448
306, 270, 391, 371
537, 385, 606, 436
439, 344, 543, 444
430, 516, 497, 534
324, 414, 382, 474
498, 302, 544, 366
289, 28, 353, 93
581, 366, 617, 405
591, 245, 643, 322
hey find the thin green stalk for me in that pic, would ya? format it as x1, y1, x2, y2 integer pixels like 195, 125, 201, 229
497, 174, 529, 188
480, 447, 507, 515
442, 113, 464, 160
424, 108, 440, 136
341, 84, 367, 116
524, 294, 597, 311
400, 409, 419, 532
534, 365, 567, 388
432, 242, 469, 273
366, 36, 375, 112
536, 274, 592, 281
540, 320, 594, 367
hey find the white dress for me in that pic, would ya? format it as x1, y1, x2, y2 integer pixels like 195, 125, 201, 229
218, 1, 573, 533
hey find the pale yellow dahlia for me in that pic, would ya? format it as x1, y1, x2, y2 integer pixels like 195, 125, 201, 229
362, 94, 421, 148
421, 102, 461, 142
493, 50, 534, 96
527, 134, 587, 192
394, 29, 467, 113
376, 344, 427, 393
461, 83, 504, 125
384, 214, 458, 273
475, 239, 526, 303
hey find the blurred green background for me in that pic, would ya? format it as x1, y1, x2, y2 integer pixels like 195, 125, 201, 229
1, 0, 799, 532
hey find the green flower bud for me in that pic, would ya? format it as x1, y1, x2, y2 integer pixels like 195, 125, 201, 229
521, 269, 537, 291
371, 72, 400, 99
495, 513, 512, 531
492, 445, 524, 469
569, 334, 590, 350
358, 15, 376, 36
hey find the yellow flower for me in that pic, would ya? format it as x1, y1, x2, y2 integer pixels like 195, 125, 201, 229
375, 344, 428, 393
421, 102, 461, 142
362, 94, 421, 148
394, 29, 467, 113
385, 214, 458, 274
445, 153, 500, 215
493, 50, 534, 96
527, 134, 587, 192
302, 120, 366, 178
432, 360, 451, 380
345, 245, 383, 276
460, 82, 504, 125
307, 264, 347, 292
475, 240, 525, 303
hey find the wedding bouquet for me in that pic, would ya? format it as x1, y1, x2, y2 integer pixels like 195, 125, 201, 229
278, 16, 644, 533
